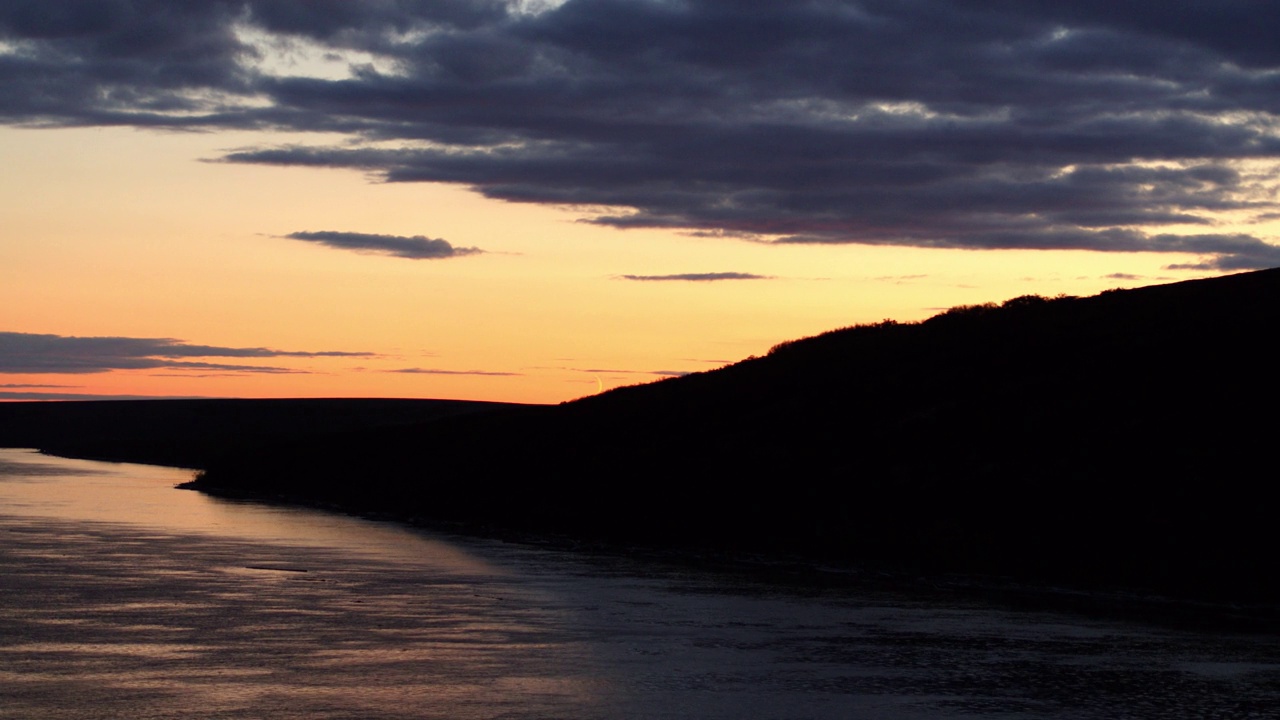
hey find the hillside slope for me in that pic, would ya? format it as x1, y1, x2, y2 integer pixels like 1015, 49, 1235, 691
178, 269, 1280, 599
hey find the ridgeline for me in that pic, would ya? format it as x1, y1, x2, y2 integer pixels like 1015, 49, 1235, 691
4, 268, 1278, 603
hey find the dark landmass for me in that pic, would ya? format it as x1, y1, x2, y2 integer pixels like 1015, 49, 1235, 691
5, 269, 1279, 607
0, 398, 521, 469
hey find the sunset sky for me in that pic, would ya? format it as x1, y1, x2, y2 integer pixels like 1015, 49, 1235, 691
4, 1, 1279, 403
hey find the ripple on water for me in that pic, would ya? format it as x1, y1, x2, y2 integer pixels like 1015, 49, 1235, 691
2, 449, 1279, 719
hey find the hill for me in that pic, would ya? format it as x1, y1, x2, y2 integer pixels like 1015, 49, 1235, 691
186, 268, 1280, 602
5, 269, 1278, 602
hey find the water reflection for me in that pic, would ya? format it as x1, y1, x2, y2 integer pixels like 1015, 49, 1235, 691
0, 448, 497, 570
1, 448, 1277, 719
1, 520, 597, 718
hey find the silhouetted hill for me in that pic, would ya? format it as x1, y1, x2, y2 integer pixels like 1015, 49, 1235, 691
8, 269, 1280, 603
189, 268, 1280, 602
0, 398, 522, 468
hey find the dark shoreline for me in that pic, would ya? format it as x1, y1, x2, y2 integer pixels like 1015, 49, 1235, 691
0, 397, 528, 469
4, 439, 1275, 633
179, 473, 1280, 634
190, 271, 1280, 608
8, 269, 1280, 621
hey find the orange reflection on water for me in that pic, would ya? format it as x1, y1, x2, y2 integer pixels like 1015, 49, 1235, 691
0, 449, 613, 719
0, 448, 499, 572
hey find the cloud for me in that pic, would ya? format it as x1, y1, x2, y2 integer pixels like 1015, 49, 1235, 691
542, 365, 690, 377
618, 272, 769, 282
283, 230, 481, 259
5, 2, 1280, 266
0, 391, 207, 401
0, 331, 370, 374
392, 367, 521, 377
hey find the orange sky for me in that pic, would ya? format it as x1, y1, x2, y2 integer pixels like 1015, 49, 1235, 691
1, 125, 1232, 404
4, 3, 1277, 404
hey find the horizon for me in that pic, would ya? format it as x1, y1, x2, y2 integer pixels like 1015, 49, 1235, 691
5, 2, 1279, 404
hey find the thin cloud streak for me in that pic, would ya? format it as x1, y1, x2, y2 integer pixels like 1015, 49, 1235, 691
3, 2, 1280, 267
392, 368, 522, 377
284, 231, 482, 259
551, 366, 692, 377
0, 391, 208, 401
618, 272, 770, 282
0, 331, 371, 375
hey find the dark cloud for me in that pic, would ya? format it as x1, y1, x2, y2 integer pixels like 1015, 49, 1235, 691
547, 365, 690, 377
5, 2, 1280, 265
0, 391, 206, 401
392, 367, 521, 376
284, 230, 481, 259
619, 272, 768, 282
1164, 258, 1246, 272
0, 331, 370, 374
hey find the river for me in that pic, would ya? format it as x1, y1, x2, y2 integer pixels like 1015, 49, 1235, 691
0, 447, 1276, 719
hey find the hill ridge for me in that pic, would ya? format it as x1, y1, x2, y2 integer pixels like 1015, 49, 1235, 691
188, 268, 1280, 602
5, 268, 1278, 602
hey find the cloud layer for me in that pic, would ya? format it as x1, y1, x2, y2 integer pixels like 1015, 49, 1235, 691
5, 1, 1280, 266
284, 231, 481, 259
619, 272, 768, 282
392, 367, 520, 377
0, 331, 369, 374
0, 391, 206, 401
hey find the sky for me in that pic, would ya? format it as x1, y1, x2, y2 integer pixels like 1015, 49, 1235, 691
3, 0, 1280, 404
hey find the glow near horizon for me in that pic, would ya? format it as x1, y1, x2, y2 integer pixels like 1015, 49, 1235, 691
4, 2, 1279, 404
1, 122, 1243, 404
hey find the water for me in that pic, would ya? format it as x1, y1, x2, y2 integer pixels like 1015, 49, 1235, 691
1, 448, 1276, 719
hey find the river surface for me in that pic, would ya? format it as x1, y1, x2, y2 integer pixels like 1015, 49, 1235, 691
0, 448, 1276, 719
